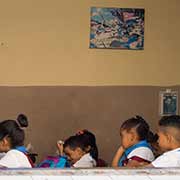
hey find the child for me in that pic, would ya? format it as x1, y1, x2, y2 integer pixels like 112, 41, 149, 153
63, 135, 96, 168
148, 115, 180, 167
75, 129, 99, 161
0, 114, 33, 168
76, 129, 107, 167
41, 129, 101, 168
37, 139, 69, 168
112, 116, 155, 167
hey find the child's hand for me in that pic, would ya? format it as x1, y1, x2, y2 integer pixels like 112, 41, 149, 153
111, 146, 125, 167
118, 146, 125, 153
57, 140, 64, 156
26, 143, 33, 151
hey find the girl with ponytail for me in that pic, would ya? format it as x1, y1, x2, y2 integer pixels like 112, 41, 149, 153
76, 130, 98, 161
0, 114, 33, 168
112, 115, 155, 167
75, 130, 107, 167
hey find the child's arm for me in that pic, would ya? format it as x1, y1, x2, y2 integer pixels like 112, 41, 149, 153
145, 163, 154, 167
57, 140, 64, 156
124, 147, 155, 168
125, 159, 151, 167
112, 146, 125, 167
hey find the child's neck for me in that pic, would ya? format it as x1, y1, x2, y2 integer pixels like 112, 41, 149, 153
133, 139, 143, 146
170, 143, 180, 150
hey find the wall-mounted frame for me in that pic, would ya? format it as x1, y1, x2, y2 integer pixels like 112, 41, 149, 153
159, 90, 178, 116
90, 7, 145, 50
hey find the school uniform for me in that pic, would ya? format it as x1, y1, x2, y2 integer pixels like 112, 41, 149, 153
152, 147, 180, 167
0, 149, 32, 168
73, 153, 96, 168
118, 140, 155, 166
0, 153, 6, 159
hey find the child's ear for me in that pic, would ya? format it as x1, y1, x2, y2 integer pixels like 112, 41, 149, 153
0, 136, 11, 151
76, 147, 85, 155
1, 137, 9, 145
166, 133, 173, 143
85, 145, 91, 152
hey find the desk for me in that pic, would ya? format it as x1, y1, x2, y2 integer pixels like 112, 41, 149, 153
0, 168, 180, 180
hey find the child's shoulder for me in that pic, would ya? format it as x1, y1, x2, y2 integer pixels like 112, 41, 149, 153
152, 148, 180, 167
5, 149, 22, 156
0, 149, 31, 168
129, 146, 153, 155
162, 147, 180, 158
128, 146, 154, 162
73, 153, 96, 168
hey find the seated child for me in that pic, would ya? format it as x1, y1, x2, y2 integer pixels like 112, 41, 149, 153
75, 129, 107, 167
0, 114, 33, 168
38, 129, 105, 168
112, 116, 155, 167
63, 135, 96, 168
148, 115, 180, 167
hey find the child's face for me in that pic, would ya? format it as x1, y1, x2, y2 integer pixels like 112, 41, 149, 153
157, 129, 170, 152
120, 129, 137, 149
64, 146, 85, 164
0, 137, 11, 153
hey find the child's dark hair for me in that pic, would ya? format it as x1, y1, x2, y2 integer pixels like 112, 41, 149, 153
17, 114, 28, 127
148, 132, 159, 143
76, 130, 98, 161
63, 135, 88, 152
121, 115, 154, 142
159, 115, 180, 128
0, 114, 28, 148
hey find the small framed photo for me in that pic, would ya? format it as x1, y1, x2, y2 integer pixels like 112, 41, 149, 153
160, 90, 178, 116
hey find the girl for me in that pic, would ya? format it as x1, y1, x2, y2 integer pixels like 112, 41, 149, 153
0, 114, 33, 168
75, 129, 98, 162
76, 129, 107, 167
42, 129, 99, 168
112, 116, 155, 167
63, 135, 96, 168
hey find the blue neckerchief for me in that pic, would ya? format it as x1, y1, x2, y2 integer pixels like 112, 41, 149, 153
118, 140, 152, 166
15, 146, 28, 153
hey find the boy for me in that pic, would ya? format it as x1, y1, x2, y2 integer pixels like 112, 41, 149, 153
148, 115, 180, 167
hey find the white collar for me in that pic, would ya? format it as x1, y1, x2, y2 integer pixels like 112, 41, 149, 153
164, 147, 180, 155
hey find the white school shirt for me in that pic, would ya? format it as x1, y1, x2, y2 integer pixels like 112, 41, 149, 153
0, 153, 6, 159
73, 153, 96, 168
152, 147, 180, 167
0, 149, 32, 168
127, 147, 155, 162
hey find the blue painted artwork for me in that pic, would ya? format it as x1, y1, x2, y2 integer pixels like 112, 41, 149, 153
90, 7, 145, 50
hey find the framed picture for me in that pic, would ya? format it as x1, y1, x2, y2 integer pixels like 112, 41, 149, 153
160, 90, 178, 116
90, 7, 145, 50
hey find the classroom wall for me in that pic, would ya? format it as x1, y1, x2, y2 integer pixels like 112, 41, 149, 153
0, 0, 180, 164
0, 0, 180, 86
0, 85, 179, 164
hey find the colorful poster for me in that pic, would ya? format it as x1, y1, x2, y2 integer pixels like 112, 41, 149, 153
90, 7, 145, 50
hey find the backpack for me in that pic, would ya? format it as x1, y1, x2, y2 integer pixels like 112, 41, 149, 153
37, 156, 69, 168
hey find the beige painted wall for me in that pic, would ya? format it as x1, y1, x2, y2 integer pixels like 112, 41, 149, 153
0, 0, 180, 86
